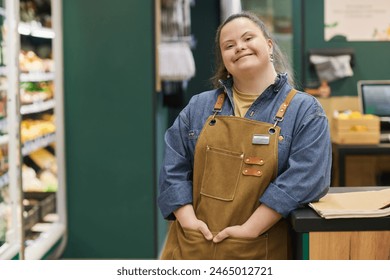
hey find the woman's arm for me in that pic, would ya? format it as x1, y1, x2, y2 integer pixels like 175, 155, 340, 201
260, 98, 331, 217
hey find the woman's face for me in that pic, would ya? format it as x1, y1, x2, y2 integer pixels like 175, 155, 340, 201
219, 17, 273, 78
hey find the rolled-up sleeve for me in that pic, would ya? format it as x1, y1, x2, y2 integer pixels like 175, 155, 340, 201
260, 101, 331, 217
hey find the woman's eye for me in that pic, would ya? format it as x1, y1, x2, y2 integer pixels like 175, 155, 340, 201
245, 36, 252, 41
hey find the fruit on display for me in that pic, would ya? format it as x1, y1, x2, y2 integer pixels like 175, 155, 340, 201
334, 110, 375, 120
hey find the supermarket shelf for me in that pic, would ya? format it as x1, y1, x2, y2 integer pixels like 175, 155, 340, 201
0, 172, 9, 190
24, 221, 65, 260
20, 72, 55, 82
0, 119, 6, 132
18, 21, 55, 39
0, 66, 7, 76
0, 134, 8, 146
22, 132, 56, 156
0, 243, 20, 260
2, 0, 65, 261
21, 99, 55, 115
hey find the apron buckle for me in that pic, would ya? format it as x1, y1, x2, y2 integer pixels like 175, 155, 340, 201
209, 110, 221, 126
269, 116, 284, 134
272, 116, 284, 127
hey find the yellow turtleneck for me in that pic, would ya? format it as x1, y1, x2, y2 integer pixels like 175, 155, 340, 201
232, 86, 259, 117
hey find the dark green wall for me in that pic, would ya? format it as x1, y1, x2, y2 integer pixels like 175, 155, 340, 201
296, 0, 390, 96
186, 0, 221, 99
62, 0, 156, 258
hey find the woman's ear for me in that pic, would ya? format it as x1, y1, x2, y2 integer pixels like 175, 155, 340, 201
267, 39, 274, 54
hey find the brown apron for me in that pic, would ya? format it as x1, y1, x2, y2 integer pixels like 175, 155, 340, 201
160, 89, 297, 260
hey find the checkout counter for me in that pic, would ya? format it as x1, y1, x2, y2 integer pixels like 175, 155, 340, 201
289, 187, 390, 260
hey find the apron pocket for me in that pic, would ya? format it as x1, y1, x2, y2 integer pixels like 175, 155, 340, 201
214, 234, 268, 260
173, 228, 213, 260
200, 146, 243, 201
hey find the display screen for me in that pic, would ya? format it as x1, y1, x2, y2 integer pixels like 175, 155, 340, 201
360, 82, 390, 118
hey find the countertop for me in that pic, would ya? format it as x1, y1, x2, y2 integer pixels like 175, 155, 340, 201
289, 186, 390, 232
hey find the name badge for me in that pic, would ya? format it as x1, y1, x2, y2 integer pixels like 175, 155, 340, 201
252, 134, 270, 145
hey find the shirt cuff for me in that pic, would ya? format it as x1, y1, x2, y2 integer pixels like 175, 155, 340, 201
259, 182, 300, 217
158, 182, 193, 220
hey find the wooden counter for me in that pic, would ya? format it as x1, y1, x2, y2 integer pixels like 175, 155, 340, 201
289, 187, 390, 260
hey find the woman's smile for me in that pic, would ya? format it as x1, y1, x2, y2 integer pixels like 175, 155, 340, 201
234, 53, 254, 62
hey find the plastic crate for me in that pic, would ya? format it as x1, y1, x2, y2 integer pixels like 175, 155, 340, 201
24, 205, 40, 232
24, 192, 56, 221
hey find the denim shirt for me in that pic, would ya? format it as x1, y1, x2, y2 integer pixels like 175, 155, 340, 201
158, 74, 331, 220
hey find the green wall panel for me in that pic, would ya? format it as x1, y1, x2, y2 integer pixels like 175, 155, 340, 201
186, 0, 220, 99
62, 0, 156, 258
300, 0, 390, 96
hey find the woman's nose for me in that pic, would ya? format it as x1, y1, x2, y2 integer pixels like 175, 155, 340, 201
235, 42, 246, 52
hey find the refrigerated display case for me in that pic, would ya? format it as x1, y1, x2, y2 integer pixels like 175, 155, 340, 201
0, 0, 66, 260
0, 0, 22, 260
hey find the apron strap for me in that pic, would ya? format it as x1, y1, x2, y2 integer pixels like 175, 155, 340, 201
209, 92, 226, 125
211, 88, 298, 127
213, 92, 226, 112
273, 89, 298, 127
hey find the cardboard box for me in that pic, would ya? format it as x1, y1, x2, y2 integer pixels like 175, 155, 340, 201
332, 114, 380, 144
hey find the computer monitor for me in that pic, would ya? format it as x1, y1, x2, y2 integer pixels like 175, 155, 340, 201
358, 80, 390, 120
358, 80, 390, 141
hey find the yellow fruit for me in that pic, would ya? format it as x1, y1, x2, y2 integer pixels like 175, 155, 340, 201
349, 111, 362, 119
338, 113, 349, 119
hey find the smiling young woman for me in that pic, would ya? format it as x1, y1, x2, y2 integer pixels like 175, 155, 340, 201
158, 11, 331, 260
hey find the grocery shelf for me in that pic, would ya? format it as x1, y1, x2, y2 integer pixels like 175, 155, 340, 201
20, 72, 55, 82
22, 132, 56, 156
18, 21, 55, 39
24, 222, 65, 259
0, 67, 7, 77
21, 99, 55, 115
0, 0, 66, 260
0, 243, 20, 260
0, 172, 9, 190
0, 134, 8, 146
0, 119, 7, 132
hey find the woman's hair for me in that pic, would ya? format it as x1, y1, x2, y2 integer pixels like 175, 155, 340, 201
210, 11, 295, 88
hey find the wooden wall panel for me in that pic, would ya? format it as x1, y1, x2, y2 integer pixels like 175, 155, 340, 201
309, 231, 390, 260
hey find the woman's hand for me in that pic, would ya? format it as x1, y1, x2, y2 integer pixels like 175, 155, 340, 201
174, 204, 213, 240
213, 224, 258, 243
213, 204, 282, 243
